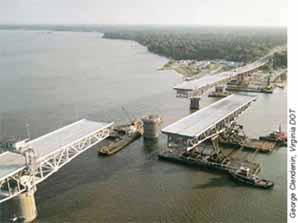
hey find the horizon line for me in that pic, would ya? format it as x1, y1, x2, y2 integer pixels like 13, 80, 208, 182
0, 23, 287, 29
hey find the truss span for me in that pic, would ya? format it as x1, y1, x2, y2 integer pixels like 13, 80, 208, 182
162, 94, 256, 149
0, 119, 113, 203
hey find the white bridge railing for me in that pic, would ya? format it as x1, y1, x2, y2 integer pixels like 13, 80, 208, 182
0, 124, 111, 204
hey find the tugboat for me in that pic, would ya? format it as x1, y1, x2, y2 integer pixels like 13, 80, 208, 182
97, 119, 143, 156
259, 125, 287, 146
229, 166, 274, 189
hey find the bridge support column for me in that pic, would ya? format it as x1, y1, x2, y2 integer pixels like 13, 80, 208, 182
238, 73, 245, 84
215, 85, 224, 93
142, 114, 162, 140
9, 190, 37, 222
190, 97, 200, 110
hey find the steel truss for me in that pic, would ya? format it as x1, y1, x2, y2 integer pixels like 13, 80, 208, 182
166, 100, 253, 151
0, 126, 111, 203
0, 169, 28, 203
218, 122, 247, 145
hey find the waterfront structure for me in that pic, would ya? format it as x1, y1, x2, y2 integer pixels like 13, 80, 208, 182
0, 119, 113, 222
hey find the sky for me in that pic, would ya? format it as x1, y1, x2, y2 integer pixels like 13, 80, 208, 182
0, 0, 287, 27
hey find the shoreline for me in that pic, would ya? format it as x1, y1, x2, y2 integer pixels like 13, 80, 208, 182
157, 59, 239, 77
0, 27, 287, 79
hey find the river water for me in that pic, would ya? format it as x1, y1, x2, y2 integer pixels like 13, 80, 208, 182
0, 30, 286, 223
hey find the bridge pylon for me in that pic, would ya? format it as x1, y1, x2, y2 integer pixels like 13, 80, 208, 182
9, 190, 37, 223
8, 148, 38, 222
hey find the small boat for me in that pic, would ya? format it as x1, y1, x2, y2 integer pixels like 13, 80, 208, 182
259, 125, 287, 146
229, 166, 274, 189
97, 119, 143, 156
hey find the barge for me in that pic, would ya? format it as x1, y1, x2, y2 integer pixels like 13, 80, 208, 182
158, 147, 275, 189
259, 126, 287, 146
226, 85, 273, 93
229, 167, 274, 189
219, 138, 276, 153
159, 147, 260, 174
97, 119, 143, 155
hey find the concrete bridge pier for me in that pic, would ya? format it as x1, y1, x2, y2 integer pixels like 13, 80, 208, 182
215, 85, 225, 93
9, 190, 37, 222
142, 114, 162, 140
190, 96, 200, 110
238, 72, 248, 84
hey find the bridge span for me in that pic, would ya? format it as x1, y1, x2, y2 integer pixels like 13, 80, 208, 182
174, 61, 266, 98
162, 94, 256, 151
0, 119, 113, 222
160, 94, 260, 176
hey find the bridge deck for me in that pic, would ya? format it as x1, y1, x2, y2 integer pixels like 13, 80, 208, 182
26, 119, 112, 161
0, 118, 113, 203
174, 71, 234, 91
174, 62, 265, 94
162, 94, 256, 138
0, 151, 26, 181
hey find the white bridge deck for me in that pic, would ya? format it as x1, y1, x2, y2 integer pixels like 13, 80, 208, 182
0, 152, 26, 182
162, 94, 256, 139
174, 61, 265, 98
26, 119, 112, 161
0, 119, 112, 203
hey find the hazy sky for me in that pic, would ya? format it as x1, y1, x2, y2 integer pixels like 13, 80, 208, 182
0, 0, 287, 27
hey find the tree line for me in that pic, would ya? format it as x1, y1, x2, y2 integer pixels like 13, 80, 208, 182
103, 26, 287, 63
